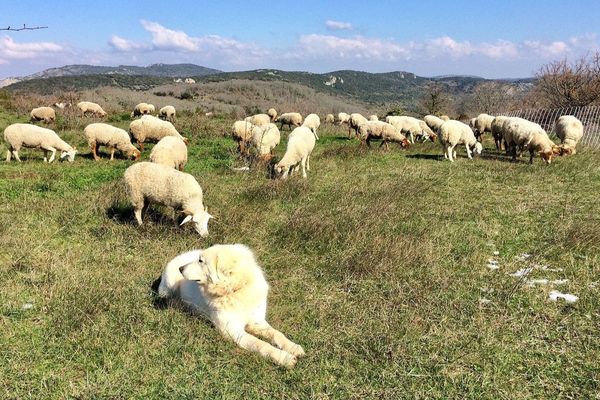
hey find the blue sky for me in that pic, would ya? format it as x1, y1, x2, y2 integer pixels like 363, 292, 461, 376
1, 0, 599, 78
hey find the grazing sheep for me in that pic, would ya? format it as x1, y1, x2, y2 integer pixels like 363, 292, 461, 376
469, 117, 476, 129
251, 123, 281, 160
244, 114, 271, 127
419, 120, 437, 142
267, 108, 278, 122
438, 120, 482, 162
274, 126, 316, 179
424, 115, 445, 133
491, 116, 509, 150
369, 115, 379, 121
131, 103, 154, 118
349, 113, 368, 138
157, 244, 305, 368
386, 116, 423, 144
231, 120, 254, 155
83, 123, 140, 161
474, 113, 495, 140
276, 112, 303, 130
302, 113, 321, 140
502, 117, 559, 164
358, 121, 410, 150
325, 114, 335, 124
555, 115, 583, 155
77, 101, 107, 117
337, 112, 350, 125
123, 162, 212, 236
158, 105, 176, 121
440, 115, 450, 121
129, 115, 188, 151
4, 123, 77, 162
150, 136, 188, 170
30, 107, 56, 123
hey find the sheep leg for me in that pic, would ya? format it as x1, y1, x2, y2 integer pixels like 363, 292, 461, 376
306, 155, 310, 171
43, 150, 49, 162
138, 141, 145, 152
447, 145, 455, 162
109, 146, 115, 161
6, 150, 11, 162
466, 144, 473, 159
220, 324, 297, 368
12, 149, 21, 162
46, 147, 57, 163
529, 149, 534, 164
301, 157, 307, 178
281, 168, 289, 179
246, 321, 305, 357
409, 133, 414, 144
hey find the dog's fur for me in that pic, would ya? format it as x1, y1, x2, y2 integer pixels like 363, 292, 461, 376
158, 244, 305, 368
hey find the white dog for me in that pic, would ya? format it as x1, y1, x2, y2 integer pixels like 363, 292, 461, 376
158, 244, 305, 368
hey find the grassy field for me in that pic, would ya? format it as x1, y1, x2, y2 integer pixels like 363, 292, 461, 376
1, 111, 599, 399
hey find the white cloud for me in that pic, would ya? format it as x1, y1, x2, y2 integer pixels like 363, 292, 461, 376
0, 35, 64, 60
109, 35, 149, 51
291, 34, 411, 61
325, 20, 353, 31
141, 20, 199, 52
524, 40, 569, 56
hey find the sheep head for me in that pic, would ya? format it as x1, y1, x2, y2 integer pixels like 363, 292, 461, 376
181, 206, 213, 237
539, 150, 554, 164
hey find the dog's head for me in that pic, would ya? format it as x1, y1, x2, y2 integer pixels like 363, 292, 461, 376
199, 244, 260, 297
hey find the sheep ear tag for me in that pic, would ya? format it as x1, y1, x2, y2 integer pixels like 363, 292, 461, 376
180, 215, 193, 226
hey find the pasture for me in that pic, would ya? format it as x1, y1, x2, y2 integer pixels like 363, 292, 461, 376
1, 112, 599, 399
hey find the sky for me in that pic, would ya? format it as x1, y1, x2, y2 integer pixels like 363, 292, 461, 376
0, 0, 599, 79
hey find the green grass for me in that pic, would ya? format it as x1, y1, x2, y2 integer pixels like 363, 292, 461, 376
1, 113, 599, 399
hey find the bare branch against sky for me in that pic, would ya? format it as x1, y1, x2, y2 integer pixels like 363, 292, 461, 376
0, 24, 48, 31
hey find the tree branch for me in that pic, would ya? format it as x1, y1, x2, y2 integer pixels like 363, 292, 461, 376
0, 24, 48, 31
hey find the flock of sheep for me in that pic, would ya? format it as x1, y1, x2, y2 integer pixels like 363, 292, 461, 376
2, 99, 586, 368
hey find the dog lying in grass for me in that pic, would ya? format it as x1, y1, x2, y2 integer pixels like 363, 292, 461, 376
158, 244, 305, 368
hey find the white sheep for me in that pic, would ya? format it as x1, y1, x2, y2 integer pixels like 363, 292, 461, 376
490, 116, 508, 150
301, 113, 321, 140
77, 101, 107, 117
419, 120, 437, 142
267, 108, 278, 121
440, 115, 450, 121
474, 113, 495, 140
157, 244, 305, 368
4, 123, 77, 162
469, 117, 476, 129
30, 107, 56, 123
424, 115, 445, 133
276, 112, 303, 130
502, 117, 559, 163
386, 116, 423, 144
83, 123, 140, 161
349, 113, 368, 139
251, 123, 281, 160
231, 120, 254, 154
129, 115, 188, 151
554, 115, 583, 155
158, 105, 176, 122
369, 115, 379, 121
358, 121, 410, 150
438, 120, 482, 162
123, 162, 212, 236
337, 112, 350, 125
325, 114, 335, 124
131, 103, 154, 118
150, 136, 188, 170
244, 114, 271, 127
274, 126, 316, 179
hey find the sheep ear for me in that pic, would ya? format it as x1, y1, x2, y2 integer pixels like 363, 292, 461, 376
180, 215, 193, 226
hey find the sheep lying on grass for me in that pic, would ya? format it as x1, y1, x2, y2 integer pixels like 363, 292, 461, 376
158, 244, 305, 368
129, 115, 188, 151
84, 123, 140, 161
438, 120, 482, 162
150, 136, 188, 170
358, 121, 410, 150
30, 107, 55, 123
274, 126, 316, 179
555, 115, 583, 155
4, 123, 77, 162
123, 162, 212, 236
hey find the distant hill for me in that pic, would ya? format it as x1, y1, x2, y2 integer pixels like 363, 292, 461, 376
3, 64, 534, 111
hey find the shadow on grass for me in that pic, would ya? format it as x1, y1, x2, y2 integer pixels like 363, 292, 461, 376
106, 202, 175, 226
406, 153, 443, 161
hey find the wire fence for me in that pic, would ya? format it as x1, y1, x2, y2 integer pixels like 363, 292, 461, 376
497, 106, 600, 149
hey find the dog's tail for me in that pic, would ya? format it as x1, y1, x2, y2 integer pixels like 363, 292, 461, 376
158, 250, 202, 298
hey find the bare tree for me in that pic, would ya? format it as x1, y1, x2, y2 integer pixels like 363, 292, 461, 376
531, 51, 600, 108
0, 24, 47, 31
418, 82, 450, 116
465, 82, 513, 115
